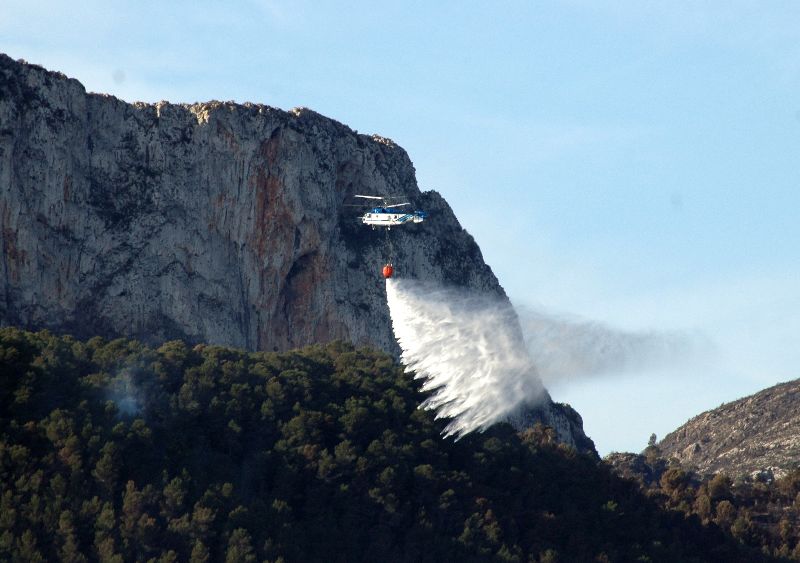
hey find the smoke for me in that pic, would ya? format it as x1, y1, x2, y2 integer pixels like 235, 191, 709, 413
517, 306, 708, 386
109, 368, 143, 416
385, 278, 546, 438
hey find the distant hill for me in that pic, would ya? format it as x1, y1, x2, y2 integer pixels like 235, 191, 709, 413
659, 378, 800, 479
0, 328, 772, 562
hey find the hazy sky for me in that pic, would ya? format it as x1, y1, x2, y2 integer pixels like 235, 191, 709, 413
5, 1, 800, 455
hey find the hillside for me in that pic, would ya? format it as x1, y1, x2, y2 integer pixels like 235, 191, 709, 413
0, 328, 774, 562
659, 378, 800, 479
603, 447, 800, 560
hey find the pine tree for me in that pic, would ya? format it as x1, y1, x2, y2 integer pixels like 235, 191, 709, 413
92, 442, 119, 497
16, 530, 45, 563
190, 539, 211, 563
58, 510, 87, 563
225, 528, 256, 563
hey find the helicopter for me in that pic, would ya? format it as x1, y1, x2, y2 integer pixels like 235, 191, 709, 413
354, 195, 427, 229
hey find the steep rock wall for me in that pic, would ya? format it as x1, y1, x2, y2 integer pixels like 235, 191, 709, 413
0, 54, 499, 353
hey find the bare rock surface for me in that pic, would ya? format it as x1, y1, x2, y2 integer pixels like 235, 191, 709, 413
0, 54, 594, 453
658, 378, 800, 479
507, 400, 597, 455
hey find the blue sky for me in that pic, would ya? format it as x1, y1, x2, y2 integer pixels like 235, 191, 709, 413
5, 1, 800, 455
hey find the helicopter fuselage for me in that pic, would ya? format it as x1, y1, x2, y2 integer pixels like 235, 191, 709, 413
361, 207, 426, 228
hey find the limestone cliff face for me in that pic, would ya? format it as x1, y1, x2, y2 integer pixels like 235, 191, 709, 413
0, 54, 498, 352
0, 54, 594, 453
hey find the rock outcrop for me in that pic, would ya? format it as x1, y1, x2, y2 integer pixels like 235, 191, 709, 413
658, 378, 800, 479
0, 54, 594, 453
507, 400, 597, 454
603, 452, 668, 487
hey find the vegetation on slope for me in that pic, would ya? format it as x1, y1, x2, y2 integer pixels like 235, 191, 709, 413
607, 443, 800, 560
0, 328, 774, 562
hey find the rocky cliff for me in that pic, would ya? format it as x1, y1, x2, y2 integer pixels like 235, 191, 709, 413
658, 378, 800, 479
0, 54, 594, 453
0, 54, 499, 352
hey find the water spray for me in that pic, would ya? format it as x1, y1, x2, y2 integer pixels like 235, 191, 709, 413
385, 278, 546, 438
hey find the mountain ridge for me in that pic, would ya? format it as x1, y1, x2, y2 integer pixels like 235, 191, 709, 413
658, 377, 800, 479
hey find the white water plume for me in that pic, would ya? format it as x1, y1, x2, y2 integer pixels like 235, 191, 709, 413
517, 307, 709, 386
385, 278, 546, 438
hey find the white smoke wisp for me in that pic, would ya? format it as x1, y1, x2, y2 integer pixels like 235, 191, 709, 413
517, 306, 709, 386
385, 278, 546, 438
109, 368, 143, 416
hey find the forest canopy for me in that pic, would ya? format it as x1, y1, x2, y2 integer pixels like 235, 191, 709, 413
0, 328, 773, 562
